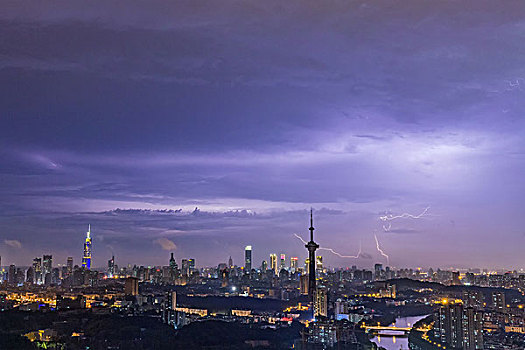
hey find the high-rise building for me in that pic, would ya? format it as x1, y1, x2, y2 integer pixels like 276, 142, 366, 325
228, 256, 233, 269
374, 263, 383, 280
305, 209, 319, 301
261, 260, 268, 272
82, 225, 92, 270
181, 259, 189, 276
316, 256, 323, 272
33, 258, 42, 284
26, 267, 34, 284
463, 290, 484, 308
300, 274, 309, 295
188, 259, 195, 274
107, 256, 115, 277
163, 291, 178, 326
314, 286, 328, 318
463, 307, 483, 350
244, 246, 252, 273
270, 254, 278, 275
290, 257, 298, 272
43, 255, 53, 284
434, 302, 483, 349
125, 277, 139, 296
8, 264, 16, 284
492, 291, 506, 312
452, 271, 461, 285
280, 254, 286, 271
169, 253, 177, 268
66, 257, 73, 275
181, 259, 195, 276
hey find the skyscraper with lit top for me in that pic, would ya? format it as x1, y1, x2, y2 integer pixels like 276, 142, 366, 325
82, 225, 92, 270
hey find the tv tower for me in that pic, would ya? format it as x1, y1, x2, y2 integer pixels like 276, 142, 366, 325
305, 209, 319, 301
82, 224, 92, 270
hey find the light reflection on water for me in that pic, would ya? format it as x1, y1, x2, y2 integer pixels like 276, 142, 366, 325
371, 315, 427, 350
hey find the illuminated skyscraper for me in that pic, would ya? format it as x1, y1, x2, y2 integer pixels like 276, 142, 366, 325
43, 255, 52, 275
316, 256, 323, 272
188, 259, 195, 274
270, 254, 278, 275
43, 254, 53, 285
107, 255, 115, 277
280, 254, 286, 270
169, 253, 178, 272
305, 209, 319, 301
290, 257, 298, 272
314, 286, 328, 318
82, 225, 92, 270
244, 245, 252, 273
33, 257, 42, 284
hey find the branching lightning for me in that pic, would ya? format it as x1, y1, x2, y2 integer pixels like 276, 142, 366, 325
379, 206, 430, 222
293, 233, 361, 259
380, 206, 430, 231
374, 234, 389, 264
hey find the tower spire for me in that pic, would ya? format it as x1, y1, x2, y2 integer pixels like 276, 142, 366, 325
309, 208, 315, 241
305, 208, 319, 304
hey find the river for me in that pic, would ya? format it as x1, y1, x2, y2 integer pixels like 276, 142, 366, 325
370, 315, 427, 350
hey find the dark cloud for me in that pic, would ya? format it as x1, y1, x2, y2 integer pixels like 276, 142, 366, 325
1, 1, 525, 268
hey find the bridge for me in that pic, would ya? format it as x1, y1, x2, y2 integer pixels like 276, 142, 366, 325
363, 325, 412, 334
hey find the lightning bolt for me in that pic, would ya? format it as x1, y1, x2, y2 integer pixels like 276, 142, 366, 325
293, 233, 361, 259
374, 234, 390, 264
380, 206, 430, 231
379, 206, 430, 222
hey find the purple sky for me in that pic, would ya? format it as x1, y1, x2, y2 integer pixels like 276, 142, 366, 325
1, 1, 525, 269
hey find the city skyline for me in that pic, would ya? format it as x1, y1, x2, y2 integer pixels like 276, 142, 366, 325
2, 1, 525, 269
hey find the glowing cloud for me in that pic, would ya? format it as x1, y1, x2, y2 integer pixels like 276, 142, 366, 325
154, 237, 177, 251
4, 240, 22, 249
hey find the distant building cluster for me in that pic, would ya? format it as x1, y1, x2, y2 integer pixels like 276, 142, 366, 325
1, 216, 525, 349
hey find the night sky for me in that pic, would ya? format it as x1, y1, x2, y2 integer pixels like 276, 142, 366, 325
1, 1, 525, 269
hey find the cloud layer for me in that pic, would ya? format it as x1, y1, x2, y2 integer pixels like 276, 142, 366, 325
1, 1, 525, 269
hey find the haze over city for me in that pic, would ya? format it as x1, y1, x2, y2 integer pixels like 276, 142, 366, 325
2, 0, 525, 269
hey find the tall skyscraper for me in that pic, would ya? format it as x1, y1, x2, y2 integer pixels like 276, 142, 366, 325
82, 225, 92, 270
261, 260, 268, 272
33, 257, 42, 284
66, 257, 73, 275
305, 209, 319, 301
181, 259, 195, 276
188, 259, 195, 274
169, 253, 178, 270
279, 254, 286, 271
43, 255, 53, 279
125, 277, 139, 296
314, 286, 328, 318
290, 257, 298, 272
244, 245, 252, 273
434, 302, 483, 350
270, 254, 278, 275
374, 263, 383, 280
316, 256, 323, 272
8, 264, 16, 284
107, 256, 115, 277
